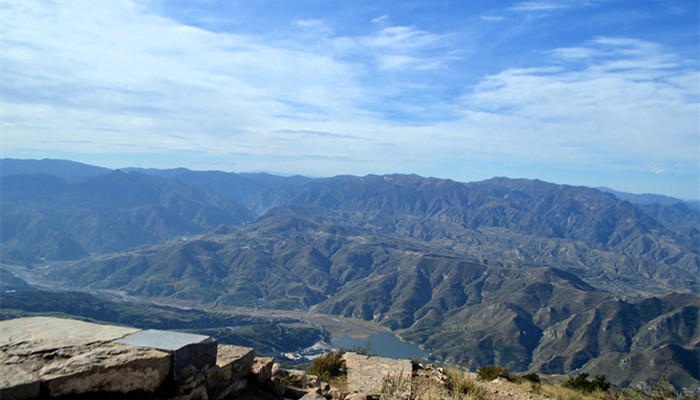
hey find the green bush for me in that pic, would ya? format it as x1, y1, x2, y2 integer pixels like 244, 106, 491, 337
522, 372, 540, 383
309, 350, 346, 382
477, 365, 510, 381
563, 372, 611, 393
639, 375, 683, 400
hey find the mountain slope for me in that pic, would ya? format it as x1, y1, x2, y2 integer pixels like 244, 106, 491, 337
249, 175, 699, 294
37, 214, 700, 389
0, 170, 256, 263
598, 186, 689, 207
0, 158, 111, 181
2, 161, 699, 389
122, 168, 314, 203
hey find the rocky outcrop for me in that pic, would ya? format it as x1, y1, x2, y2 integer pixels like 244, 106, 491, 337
343, 353, 413, 399
0, 317, 276, 400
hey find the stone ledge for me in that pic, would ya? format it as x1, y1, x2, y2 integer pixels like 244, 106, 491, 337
216, 344, 255, 376
0, 316, 141, 356
0, 317, 276, 400
343, 353, 413, 399
206, 345, 256, 399
0, 364, 40, 400
118, 329, 218, 381
1, 342, 171, 399
40, 343, 171, 396
252, 357, 274, 384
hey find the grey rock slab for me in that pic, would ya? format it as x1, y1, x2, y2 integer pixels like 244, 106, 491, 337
39, 343, 171, 396
0, 317, 141, 355
118, 329, 217, 381
206, 345, 254, 399
251, 357, 274, 384
299, 392, 326, 400
117, 329, 211, 351
215, 344, 255, 376
343, 352, 413, 399
0, 364, 40, 400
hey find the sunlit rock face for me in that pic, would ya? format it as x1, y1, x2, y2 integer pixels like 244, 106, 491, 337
0, 317, 269, 400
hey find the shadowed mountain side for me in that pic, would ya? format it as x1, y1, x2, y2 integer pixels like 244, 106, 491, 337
248, 175, 699, 294
44, 216, 435, 308
532, 293, 699, 389
598, 186, 691, 207
0, 170, 256, 263
0, 158, 111, 181
3, 162, 700, 389
253, 175, 698, 259
37, 214, 700, 389
122, 167, 315, 203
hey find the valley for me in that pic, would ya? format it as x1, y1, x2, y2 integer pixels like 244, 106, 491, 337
1, 159, 698, 391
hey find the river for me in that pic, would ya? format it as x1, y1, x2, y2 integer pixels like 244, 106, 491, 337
331, 331, 429, 360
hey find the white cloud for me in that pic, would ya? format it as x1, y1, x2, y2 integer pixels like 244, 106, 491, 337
349, 24, 452, 71
2, 0, 453, 151
508, 1, 606, 15
509, 1, 568, 12
3, 1, 368, 152
457, 37, 698, 170
480, 15, 505, 22
1, 0, 697, 196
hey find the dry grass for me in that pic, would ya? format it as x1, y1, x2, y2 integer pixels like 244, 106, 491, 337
530, 376, 700, 400
412, 378, 452, 400
328, 374, 348, 391
445, 366, 492, 400
412, 366, 492, 400
411, 365, 698, 400
536, 382, 611, 400
381, 370, 411, 397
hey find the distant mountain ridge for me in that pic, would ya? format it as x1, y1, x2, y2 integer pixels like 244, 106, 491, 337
1, 158, 699, 389
2, 158, 698, 294
1, 169, 256, 262
251, 174, 699, 294
598, 186, 689, 206
122, 166, 314, 203
0, 158, 111, 181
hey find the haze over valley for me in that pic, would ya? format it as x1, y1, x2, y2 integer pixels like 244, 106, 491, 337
1, 159, 698, 390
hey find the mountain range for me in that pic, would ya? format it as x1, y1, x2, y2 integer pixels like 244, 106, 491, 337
1, 158, 698, 390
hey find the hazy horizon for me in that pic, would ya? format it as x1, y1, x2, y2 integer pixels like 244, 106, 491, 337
4, 156, 697, 203
2, 0, 698, 199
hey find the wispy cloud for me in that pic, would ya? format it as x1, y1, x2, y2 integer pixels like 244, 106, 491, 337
508, 0, 607, 14
1, 0, 697, 198
480, 15, 505, 22
509, 1, 569, 12
359, 25, 450, 70
459, 37, 698, 170
276, 129, 360, 140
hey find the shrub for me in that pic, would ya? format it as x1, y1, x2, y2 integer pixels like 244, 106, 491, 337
350, 341, 375, 356
522, 372, 541, 383
477, 365, 511, 381
445, 366, 489, 399
564, 372, 611, 393
309, 350, 346, 382
638, 375, 686, 400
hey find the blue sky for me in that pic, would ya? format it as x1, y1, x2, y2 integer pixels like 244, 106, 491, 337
2, 0, 698, 199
